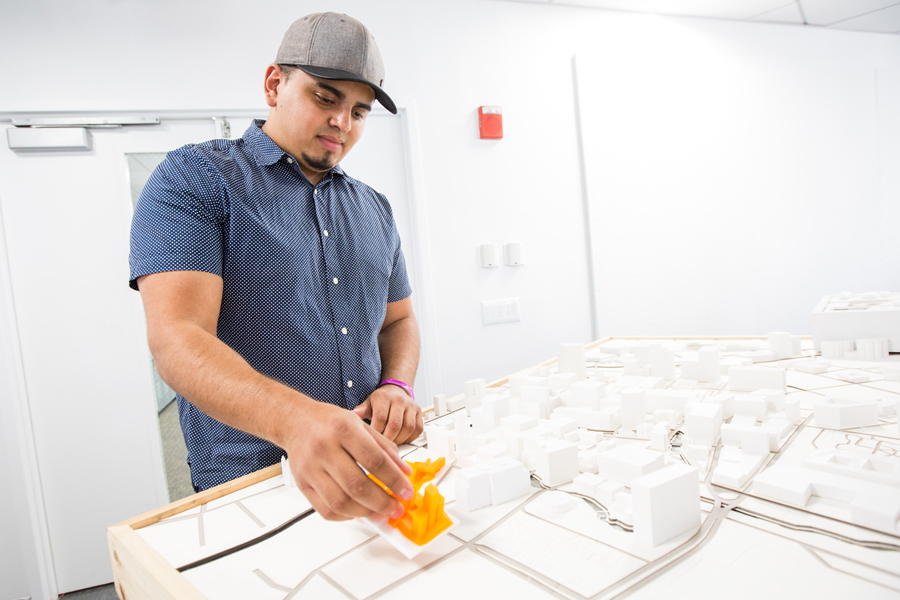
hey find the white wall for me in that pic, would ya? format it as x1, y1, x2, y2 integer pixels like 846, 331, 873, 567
1, 0, 899, 595
574, 17, 900, 337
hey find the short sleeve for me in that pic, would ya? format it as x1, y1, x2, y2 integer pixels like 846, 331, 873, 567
129, 146, 226, 290
387, 232, 412, 303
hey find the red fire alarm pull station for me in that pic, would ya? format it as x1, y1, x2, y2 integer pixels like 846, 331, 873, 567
479, 106, 503, 139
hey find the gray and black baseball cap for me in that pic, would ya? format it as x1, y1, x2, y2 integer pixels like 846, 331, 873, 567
276, 12, 397, 114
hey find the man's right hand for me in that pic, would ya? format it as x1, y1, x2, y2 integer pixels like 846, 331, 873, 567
284, 399, 415, 521
138, 270, 414, 523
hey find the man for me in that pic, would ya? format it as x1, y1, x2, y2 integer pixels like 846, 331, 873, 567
129, 12, 421, 522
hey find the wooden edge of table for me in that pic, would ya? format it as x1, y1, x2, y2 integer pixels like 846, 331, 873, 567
115, 463, 283, 530
108, 524, 206, 600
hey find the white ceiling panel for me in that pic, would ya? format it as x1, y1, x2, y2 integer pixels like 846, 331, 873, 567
642, 0, 792, 19
798, 0, 900, 26
749, 3, 805, 24
552, 0, 655, 12
828, 3, 900, 32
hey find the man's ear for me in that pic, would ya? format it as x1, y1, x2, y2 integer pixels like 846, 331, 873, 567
263, 64, 285, 109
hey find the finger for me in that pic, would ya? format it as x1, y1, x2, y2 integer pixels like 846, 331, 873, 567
369, 397, 390, 434
352, 398, 372, 420
399, 405, 422, 445
325, 456, 406, 519
382, 402, 406, 442
294, 473, 353, 521
365, 427, 413, 475
351, 427, 415, 501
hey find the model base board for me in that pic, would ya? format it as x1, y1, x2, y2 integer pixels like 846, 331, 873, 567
109, 335, 900, 600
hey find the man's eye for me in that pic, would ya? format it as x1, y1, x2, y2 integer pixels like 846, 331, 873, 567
317, 95, 335, 105
353, 112, 365, 120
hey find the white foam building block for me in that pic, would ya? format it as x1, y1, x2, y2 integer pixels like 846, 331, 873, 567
650, 424, 669, 451
554, 406, 619, 430
595, 439, 617, 454
631, 463, 700, 547
886, 367, 900, 383
281, 456, 295, 488
720, 356, 753, 376
446, 396, 466, 412
578, 449, 599, 473
803, 449, 900, 487
734, 395, 767, 422
784, 396, 801, 424
812, 292, 900, 353
425, 426, 456, 461
750, 389, 784, 411
620, 388, 645, 431
728, 366, 786, 392
819, 340, 855, 359
712, 448, 765, 488
768, 331, 794, 359
639, 377, 667, 389
433, 394, 447, 417
739, 428, 770, 456
649, 346, 676, 380
547, 417, 578, 438
476, 441, 508, 463
680, 347, 721, 382
564, 381, 606, 409
597, 480, 626, 505
521, 385, 550, 403
463, 378, 486, 416
573, 473, 606, 498
482, 394, 511, 427
596, 446, 665, 485
736, 350, 778, 363
521, 427, 554, 470
535, 439, 579, 487
702, 392, 734, 419
558, 343, 587, 381
500, 414, 538, 432
793, 360, 829, 375
578, 429, 604, 445
644, 389, 691, 413
684, 402, 722, 447
454, 466, 492, 512
753, 464, 900, 533
454, 457, 531, 511
548, 372, 576, 392
813, 396, 879, 429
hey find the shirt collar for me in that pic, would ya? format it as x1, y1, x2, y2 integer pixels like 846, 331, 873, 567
245, 119, 346, 179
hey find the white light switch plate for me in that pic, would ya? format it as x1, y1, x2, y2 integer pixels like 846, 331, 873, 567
481, 297, 521, 325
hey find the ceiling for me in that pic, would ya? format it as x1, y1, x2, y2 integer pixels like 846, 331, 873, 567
495, 0, 900, 34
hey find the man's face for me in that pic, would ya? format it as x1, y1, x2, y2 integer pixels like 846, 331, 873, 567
263, 66, 375, 182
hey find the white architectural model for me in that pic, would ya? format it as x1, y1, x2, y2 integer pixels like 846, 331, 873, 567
813, 291, 900, 352
132, 332, 900, 600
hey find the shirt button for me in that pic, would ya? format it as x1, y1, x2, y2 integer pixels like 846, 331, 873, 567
286, 157, 293, 164
324, 230, 329, 237
347, 380, 353, 388
333, 277, 339, 285
341, 327, 348, 335
314, 189, 319, 195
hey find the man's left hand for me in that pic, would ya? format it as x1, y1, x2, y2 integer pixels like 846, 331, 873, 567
353, 384, 423, 444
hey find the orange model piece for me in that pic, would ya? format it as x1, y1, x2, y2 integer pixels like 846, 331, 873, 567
368, 457, 452, 545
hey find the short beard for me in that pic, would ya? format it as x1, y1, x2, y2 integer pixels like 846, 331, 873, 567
301, 152, 336, 172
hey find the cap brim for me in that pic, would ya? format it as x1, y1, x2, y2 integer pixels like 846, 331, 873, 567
295, 65, 397, 114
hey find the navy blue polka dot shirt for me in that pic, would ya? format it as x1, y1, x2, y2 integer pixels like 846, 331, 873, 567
129, 120, 411, 491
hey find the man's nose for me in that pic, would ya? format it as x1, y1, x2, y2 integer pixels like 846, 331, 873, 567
330, 108, 352, 134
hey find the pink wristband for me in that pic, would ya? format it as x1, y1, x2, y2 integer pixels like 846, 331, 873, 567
380, 379, 414, 401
